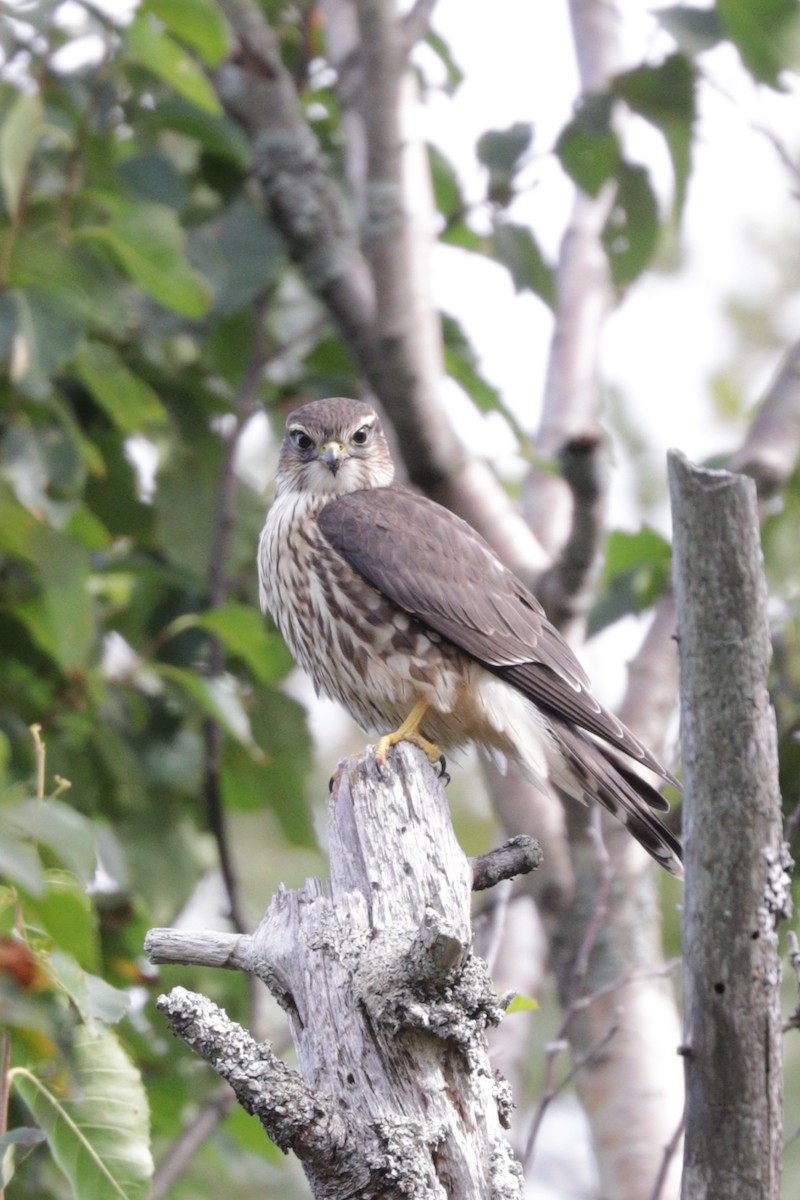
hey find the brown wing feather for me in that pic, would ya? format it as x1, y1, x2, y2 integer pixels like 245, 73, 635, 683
317, 485, 676, 784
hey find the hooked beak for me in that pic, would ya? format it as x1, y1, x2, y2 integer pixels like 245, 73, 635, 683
319, 441, 346, 474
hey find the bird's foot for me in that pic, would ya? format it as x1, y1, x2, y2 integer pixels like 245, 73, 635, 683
375, 727, 442, 765
374, 699, 442, 766
436, 754, 451, 786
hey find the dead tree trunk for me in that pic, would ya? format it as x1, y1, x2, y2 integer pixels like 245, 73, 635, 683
669, 451, 791, 1200
146, 744, 538, 1200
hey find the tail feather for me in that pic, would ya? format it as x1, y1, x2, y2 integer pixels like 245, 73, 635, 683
550, 718, 683, 878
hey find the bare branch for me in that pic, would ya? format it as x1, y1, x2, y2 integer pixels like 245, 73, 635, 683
523, 0, 619, 621
217, 0, 547, 575
149, 1085, 235, 1200
647, 1110, 686, 1200
534, 435, 607, 636
523, 1019, 619, 1171
157, 988, 364, 1192
402, 0, 439, 52
470, 836, 542, 892
729, 340, 800, 498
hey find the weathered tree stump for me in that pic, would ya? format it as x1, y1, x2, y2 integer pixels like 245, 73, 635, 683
669, 452, 791, 1200
146, 744, 538, 1199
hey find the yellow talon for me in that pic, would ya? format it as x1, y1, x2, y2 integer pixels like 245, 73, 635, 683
375, 699, 442, 764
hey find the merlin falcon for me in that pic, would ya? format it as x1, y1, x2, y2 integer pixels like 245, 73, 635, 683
259, 397, 682, 876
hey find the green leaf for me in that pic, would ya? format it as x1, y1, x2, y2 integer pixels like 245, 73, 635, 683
126, 13, 222, 113
657, 6, 725, 54
4, 799, 98, 886
188, 202, 284, 316
556, 94, 619, 196
589, 527, 672, 636
222, 686, 314, 845
10, 288, 82, 398
602, 162, 659, 286
0, 411, 85, 527
442, 315, 528, 445
155, 665, 261, 750
7, 228, 134, 335
491, 222, 555, 307
116, 150, 188, 210
0, 480, 39, 560
46, 951, 131, 1025
613, 55, 696, 218
428, 144, 463, 222
141, 0, 229, 67
0, 1127, 46, 1189
717, 0, 800, 87
477, 122, 534, 204
176, 605, 293, 684
17, 528, 94, 671
141, 100, 250, 164
0, 821, 44, 895
505, 993, 539, 1014
73, 342, 169, 435
0, 90, 44, 216
152, 433, 223, 576
12, 1026, 153, 1200
425, 30, 464, 93
26, 871, 99, 972
78, 204, 211, 318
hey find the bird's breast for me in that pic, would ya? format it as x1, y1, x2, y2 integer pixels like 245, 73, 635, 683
258, 493, 467, 733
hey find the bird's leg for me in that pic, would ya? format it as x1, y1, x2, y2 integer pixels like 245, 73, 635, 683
375, 699, 442, 764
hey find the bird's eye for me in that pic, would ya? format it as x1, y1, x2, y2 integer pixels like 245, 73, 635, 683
290, 429, 314, 452
352, 426, 370, 446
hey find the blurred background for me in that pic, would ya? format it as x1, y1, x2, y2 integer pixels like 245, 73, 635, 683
1, 1, 799, 1198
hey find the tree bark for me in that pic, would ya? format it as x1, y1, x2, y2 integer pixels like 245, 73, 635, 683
146, 745, 528, 1200
215, 0, 547, 577
668, 451, 790, 1200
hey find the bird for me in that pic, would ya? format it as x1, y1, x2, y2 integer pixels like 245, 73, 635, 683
258, 397, 682, 876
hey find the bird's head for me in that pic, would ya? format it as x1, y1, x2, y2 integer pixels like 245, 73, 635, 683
275, 398, 395, 498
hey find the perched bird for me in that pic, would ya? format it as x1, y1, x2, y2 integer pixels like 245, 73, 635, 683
259, 397, 682, 875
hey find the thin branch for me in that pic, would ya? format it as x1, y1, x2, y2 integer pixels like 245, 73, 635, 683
478, 881, 512, 979
647, 1110, 686, 1200
534, 435, 607, 636
470, 836, 542, 892
148, 1085, 236, 1200
729, 339, 800, 499
521, 840, 615, 1169
202, 295, 269, 937
522, 1018, 619, 1172
572, 958, 681, 1015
